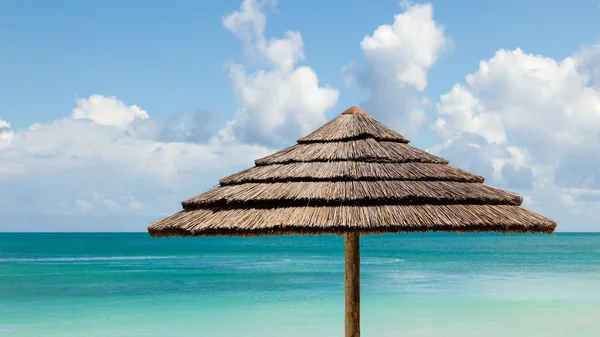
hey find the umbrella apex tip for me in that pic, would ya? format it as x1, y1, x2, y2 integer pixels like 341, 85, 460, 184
341, 106, 368, 115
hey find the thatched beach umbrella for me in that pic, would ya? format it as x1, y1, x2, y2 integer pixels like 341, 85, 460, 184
148, 106, 556, 337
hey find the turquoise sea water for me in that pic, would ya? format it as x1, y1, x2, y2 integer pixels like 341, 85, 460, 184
1, 233, 599, 337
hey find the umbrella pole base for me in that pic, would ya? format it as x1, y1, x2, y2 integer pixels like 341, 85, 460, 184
345, 232, 360, 337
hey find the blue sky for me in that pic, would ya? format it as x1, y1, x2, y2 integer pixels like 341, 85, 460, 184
1, 0, 600, 232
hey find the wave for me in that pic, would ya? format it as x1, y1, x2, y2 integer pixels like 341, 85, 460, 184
0, 255, 183, 263
363, 258, 405, 265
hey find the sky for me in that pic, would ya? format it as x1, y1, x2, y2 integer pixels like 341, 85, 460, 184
1, 0, 599, 232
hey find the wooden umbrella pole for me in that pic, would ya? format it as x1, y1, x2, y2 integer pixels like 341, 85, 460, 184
344, 232, 360, 337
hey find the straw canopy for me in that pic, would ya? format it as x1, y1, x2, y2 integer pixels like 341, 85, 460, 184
148, 106, 556, 237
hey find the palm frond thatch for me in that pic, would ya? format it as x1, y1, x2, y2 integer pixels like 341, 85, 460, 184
219, 162, 484, 185
298, 109, 410, 143
255, 139, 448, 165
148, 106, 557, 237
149, 204, 554, 237
182, 181, 523, 209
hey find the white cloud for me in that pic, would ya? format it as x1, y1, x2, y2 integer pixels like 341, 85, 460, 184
0, 119, 15, 149
222, 0, 339, 146
560, 193, 576, 207
432, 45, 600, 230
575, 43, 600, 88
0, 95, 272, 227
359, 2, 449, 92
347, 2, 451, 136
436, 48, 600, 147
222, 0, 271, 61
75, 199, 94, 213
72, 95, 149, 129
434, 85, 506, 144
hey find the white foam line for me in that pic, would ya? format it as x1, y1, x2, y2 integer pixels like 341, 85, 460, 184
0, 255, 183, 263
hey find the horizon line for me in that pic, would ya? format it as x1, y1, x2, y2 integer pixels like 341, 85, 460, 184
0, 231, 597, 234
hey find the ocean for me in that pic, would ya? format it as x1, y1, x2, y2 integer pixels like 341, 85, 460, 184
1, 233, 599, 337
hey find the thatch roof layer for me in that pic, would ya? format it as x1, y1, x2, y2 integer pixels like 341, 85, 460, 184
182, 181, 523, 209
255, 139, 447, 165
149, 204, 555, 237
148, 107, 557, 236
298, 112, 410, 144
219, 162, 484, 185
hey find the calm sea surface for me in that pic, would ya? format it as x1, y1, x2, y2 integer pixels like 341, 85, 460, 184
1, 233, 599, 337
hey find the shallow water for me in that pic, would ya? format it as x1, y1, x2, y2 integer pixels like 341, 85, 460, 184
1, 233, 599, 337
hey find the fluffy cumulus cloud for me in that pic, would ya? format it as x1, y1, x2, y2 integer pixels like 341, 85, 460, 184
72, 95, 149, 129
221, 0, 339, 147
346, 1, 451, 137
0, 95, 271, 230
0, 119, 15, 149
576, 43, 600, 88
432, 45, 600, 230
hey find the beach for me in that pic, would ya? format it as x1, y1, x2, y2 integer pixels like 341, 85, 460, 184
1, 232, 599, 337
